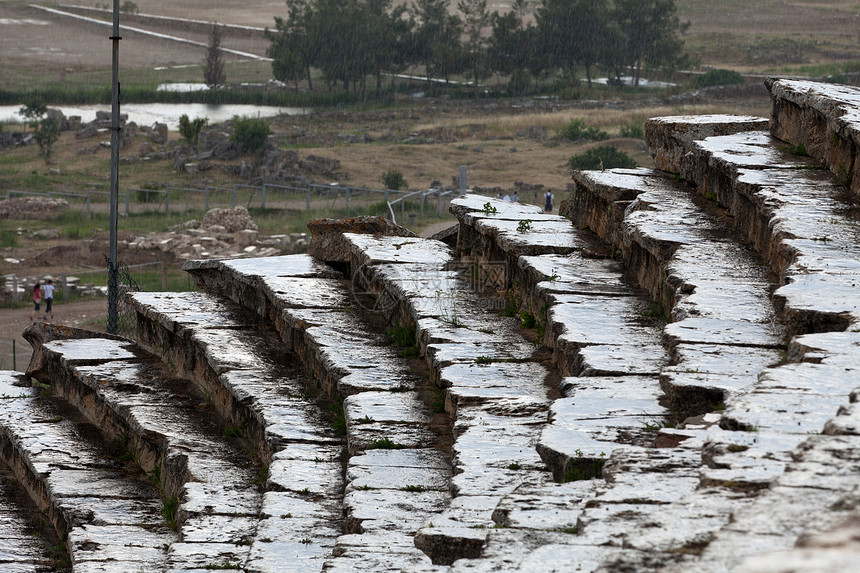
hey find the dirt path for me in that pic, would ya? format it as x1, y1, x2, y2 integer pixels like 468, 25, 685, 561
0, 299, 107, 373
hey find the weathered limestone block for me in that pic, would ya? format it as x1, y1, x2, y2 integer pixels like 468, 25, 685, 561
0, 373, 176, 569
767, 78, 860, 194
567, 168, 652, 246
645, 114, 769, 174
307, 216, 415, 264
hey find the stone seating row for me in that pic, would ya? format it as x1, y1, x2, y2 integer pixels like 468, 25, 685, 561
176, 254, 452, 570
442, 193, 755, 570
0, 370, 173, 572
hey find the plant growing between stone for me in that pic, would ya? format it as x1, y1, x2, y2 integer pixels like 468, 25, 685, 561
366, 437, 406, 450
562, 450, 606, 482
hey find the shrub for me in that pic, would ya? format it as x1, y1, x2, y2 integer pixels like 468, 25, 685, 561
382, 169, 407, 191
231, 116, 270, 153
557, 118, 608, 142
33, 117, 60, 161
693, 69, 745, 89
619, 122, 645, 139
568, 146, 638, 171
178, 114, 207, 146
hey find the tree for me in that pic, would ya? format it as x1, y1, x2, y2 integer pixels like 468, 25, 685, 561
204, 24, 226, 89
19, 99, 47, 132
612, 0, 688, 86
411, 0, 464, 85
267, 0, 316, 91
458, 0, 492, 97
20, 99, 59, 161
569, 146, 637, 171
489, 4, 538, 94
33, 117, 60, 162
535, 0, 609, 89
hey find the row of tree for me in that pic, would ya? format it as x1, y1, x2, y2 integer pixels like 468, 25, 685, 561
265, 0, 689, 96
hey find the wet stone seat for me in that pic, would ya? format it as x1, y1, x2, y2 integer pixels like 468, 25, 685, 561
0, 371, 176, 571
177, 255, 452, 570
127, 290, 345, 571
28, 335, 269, 570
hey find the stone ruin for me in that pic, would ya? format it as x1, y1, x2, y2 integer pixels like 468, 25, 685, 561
0, 196, 69, 220
125, 206, 308, 261
0, 78, 859, 571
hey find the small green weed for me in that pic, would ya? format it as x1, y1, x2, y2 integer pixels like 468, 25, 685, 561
520, 311, 536, 329
366, 437, 407, 450
482, 202, 498, 215
517, 219, 532, 233
328, 399, 346, 436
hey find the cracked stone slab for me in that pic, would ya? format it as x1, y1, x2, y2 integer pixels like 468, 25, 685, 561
129, 291, 259, 332
645, 114, 770, 172
449, 194, 544, 219
0, 376, 176, 567
519, 254, 630, 297
268, 458, 343, 497
43, 338, 138, 365
261, 276, 353, 309
472, 218, 580, 255
344, 489, 451, 533
491, 480, 593, 530
767, 78, 860, 194
663, 318, 785, 349
343, 233, 454, 266
185, 253, 340, 280
575, 344, 667, 376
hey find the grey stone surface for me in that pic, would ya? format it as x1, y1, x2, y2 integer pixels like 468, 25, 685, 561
0, 373, 175, 569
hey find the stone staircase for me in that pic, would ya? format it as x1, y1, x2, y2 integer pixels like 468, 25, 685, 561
0, 78, 858, 571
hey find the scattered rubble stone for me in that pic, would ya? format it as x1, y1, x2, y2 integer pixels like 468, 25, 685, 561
0, 196, 69, 220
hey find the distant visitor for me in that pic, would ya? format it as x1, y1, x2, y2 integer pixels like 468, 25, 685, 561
30, 282, 41, 321
42, 279, 55, 320
544, 191, 554, 212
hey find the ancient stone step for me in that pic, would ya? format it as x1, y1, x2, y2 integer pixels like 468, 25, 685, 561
301, 231, 554, 565
0, 370, 175, 571
179, 255, 450, 569
767, 78, 860, 195
645, 114, 770, 175
662, 126, 860, 336
127, 291, 344, 571
448, 195, 675, 479
569, 168, 786, 417
25, 331, 269, 570
441, 191, 770, 570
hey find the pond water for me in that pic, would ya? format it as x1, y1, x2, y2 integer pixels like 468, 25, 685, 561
0, 103, 309, 130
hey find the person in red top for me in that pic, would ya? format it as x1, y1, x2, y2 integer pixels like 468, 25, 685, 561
30, 282, 41, 321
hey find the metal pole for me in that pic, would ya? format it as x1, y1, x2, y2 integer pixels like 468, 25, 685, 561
12, 340, 15, 371
107, 0, 121, 334
459, 165, 467, 195
125, 189, 129, 215
261, 184, 267, 210
345, 188, 350, 210
232, 185, 237, 208
205, 188, 209, 211
306, 187, 310, 211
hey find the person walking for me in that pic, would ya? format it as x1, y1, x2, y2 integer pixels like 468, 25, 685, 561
30, 282, 42, 321
42, 278, 55, 320
544, 190, 554, 212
